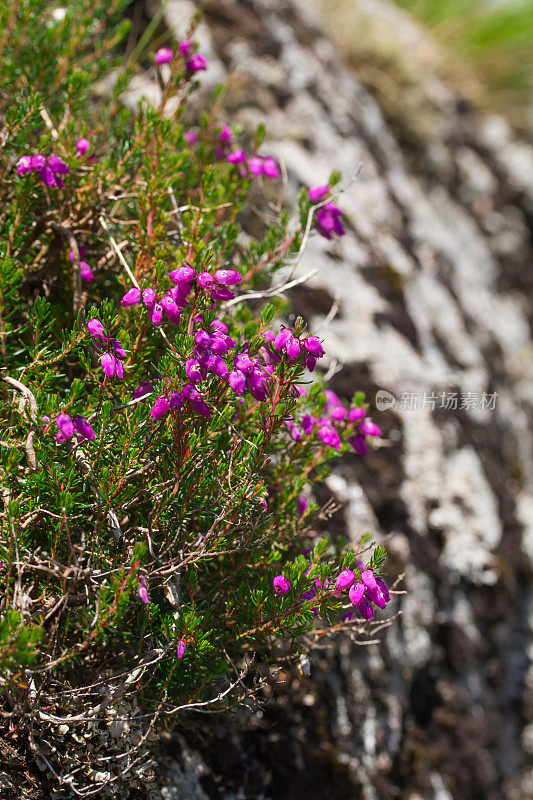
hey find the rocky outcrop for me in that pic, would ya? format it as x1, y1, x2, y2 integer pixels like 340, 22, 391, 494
133, 1, 532, 797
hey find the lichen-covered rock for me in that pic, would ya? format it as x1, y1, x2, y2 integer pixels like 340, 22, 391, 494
121, 1, 533, 798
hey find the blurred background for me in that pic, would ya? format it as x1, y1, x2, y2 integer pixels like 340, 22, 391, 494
125, 1, 532, 798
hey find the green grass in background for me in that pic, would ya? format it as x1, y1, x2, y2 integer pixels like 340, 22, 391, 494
394, 0, 533, 129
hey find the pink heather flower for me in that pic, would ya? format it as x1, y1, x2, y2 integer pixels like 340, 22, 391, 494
308, 185, 330, 203
155, 47, 173, 65
304, 336, 325, 358
348, 407, 366, 423
111, 339, 127, 359
209, 336, 229, 355
316, 202, 345, 240
170, 391, 185, 409
87, 319, 105, 340
80, 261, 93, 282
197, 272, 213, 289
210, 285, 234, 302
226, 149, 246, 165
56, 414, 74, 439
177, 639, 187, 660
151, 395, 170, 421
274, 328, 291, 352
178, 40, 192, 57
234, 353, 253, 373
138, 577, 149, 605
142, 288, 156, 308
301, 415, 316, 435
335, 570, 356, 591
330, 406, 346, 422
76, 138, 91, 156
169, 265, 195, 285
185, 130, 198, 145
100, 352, 123, 379
194, 329, 211, 348
325, 390, 342, 408
228, 369, 246, 394
285, 337, 301, 363
247, 370, 268, 402
348, 582, 365, 606
121, 287, 141, 306
209, 355, 229, 379
150, 303, 163, 327
185, 359, 202, 384
273, 575, 290, 595
31, 154, 46, 171
349, 434, 367, 456
317, 424, 341, 450
216, 124, 232, 143
297, 496, 307, 516
48, 155, 69, 175
211, 319, 228, 334
358, 599, 374, 621
133, 381, 154, 400
214, 269, 242, 286
186, 53, 207, 73
262, 157, 280, 178
247, 156, 263, 176
38, 165, 57, 187
73, 416, 95, 441
359, 418, 382, 437
191, 397, 211, 417
303, 353, 317, 371
160, 295, 181, 322
16, 156, 32, 176
361, 569, 378, 592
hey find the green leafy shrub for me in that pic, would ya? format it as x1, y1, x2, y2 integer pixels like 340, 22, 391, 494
0, 2, 392, 794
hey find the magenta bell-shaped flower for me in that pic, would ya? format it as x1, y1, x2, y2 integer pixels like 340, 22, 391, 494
335, 570, 356, 591
229, 369, 246, 395
150, 395, 170, 421
56, 413, 74, 439
348, 582, 365, 606
304, 336, 325, 358
308, 185, 330, 203
73, 416, 95, 441
261, 157, 280, 178
186, 53, 207, 73
214, 269, 242, 286
16, 156, 32, 175
87, 319, 105, 340
155, 47, 173, 65
273, 575, 290, 594
177, 639, 187, 660
226, 149, 246, 165
121, 287, 141, 306
274, 328, 292, 352
76, 138, 91, 156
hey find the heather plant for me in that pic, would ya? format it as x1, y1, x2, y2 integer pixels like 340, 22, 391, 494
0, 2, 393, 795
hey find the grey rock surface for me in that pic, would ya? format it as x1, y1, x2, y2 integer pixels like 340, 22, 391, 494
134, 1, 532, 798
